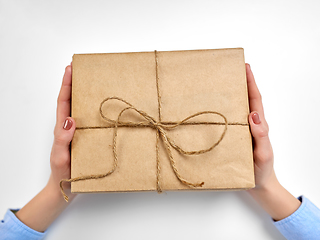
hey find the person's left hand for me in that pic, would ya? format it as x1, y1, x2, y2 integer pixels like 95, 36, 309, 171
15, 65, 77, 232
47, 64, 76, 201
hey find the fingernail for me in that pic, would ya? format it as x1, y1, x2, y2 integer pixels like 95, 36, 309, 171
63, 118, 73, 130
252, 112, 261, 124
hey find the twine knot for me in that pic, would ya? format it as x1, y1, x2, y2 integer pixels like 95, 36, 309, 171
60, 96, 228, 202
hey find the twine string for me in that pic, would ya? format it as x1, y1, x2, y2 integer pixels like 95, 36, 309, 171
60, 50, 231, 202
155, 50, 162, 192
60, 97, 228, 202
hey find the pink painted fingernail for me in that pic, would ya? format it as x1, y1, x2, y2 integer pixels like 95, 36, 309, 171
252, 112, 261, 124
63, 118, 73, 130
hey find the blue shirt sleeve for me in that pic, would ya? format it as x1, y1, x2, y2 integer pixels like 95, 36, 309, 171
0, 209, 47, 240
273, 195, 320, 240
1, 196, 319, 239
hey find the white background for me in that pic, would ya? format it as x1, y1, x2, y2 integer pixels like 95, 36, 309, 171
1, 1, 320, 239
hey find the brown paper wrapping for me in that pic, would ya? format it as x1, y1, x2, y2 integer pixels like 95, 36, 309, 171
70, 48, 255, 193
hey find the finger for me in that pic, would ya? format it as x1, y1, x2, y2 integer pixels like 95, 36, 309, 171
51, 118, 75, 184
248, 111, 271, 152
52, 117, 76, 163
56, 65, 72, 127
246, 63, 265, 118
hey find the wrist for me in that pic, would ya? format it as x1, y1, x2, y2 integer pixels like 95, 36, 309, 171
16, 178, 75, 232
46, 174, 76, 204
248, 172, 301, 221
248, 170, 279, 197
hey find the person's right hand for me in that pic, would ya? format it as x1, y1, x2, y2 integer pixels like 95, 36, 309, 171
245, 63, 276, 191
245, 63, 301, 221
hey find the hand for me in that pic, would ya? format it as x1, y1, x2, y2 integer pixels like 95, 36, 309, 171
245, 63, 276, 190
16, 65, 77, 232
48, 64, 76, 201
245, 63, 301, 221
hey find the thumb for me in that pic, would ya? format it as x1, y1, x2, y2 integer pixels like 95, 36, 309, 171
248, 111, 270, 147
54, 117, 76, 148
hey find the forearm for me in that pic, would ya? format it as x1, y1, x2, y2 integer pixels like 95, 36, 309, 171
15, 175, 75, 232
248, 171, 301, 221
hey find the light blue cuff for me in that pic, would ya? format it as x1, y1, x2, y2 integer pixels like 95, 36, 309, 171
273, 195, 320, 240
0, 208, 47, 240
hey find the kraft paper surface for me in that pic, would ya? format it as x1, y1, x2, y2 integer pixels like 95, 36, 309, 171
71, 48, 255, 193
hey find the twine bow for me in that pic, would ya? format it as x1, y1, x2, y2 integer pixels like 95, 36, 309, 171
60, 50, 229, 202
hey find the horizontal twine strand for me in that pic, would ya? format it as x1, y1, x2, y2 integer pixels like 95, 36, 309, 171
75, 121, 248, 130
59, 50, 249, 202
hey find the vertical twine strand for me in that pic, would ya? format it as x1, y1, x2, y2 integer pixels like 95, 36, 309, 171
155, 50, 162, 192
